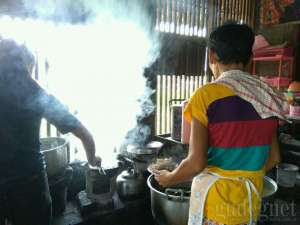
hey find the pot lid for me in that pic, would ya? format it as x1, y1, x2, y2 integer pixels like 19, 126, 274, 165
126, 141, 163, 155
121, 169, 138, 179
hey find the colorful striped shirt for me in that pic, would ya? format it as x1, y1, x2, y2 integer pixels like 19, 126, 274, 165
184, 82, 277, 224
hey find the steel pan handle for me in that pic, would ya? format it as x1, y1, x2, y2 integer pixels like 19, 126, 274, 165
165, 188, 185, 201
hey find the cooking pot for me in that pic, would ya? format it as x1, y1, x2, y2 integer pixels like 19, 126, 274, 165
125, 141, 164, 172
40, 137, 69, 178
147, 175, 278, 225
147, 174, 190, 225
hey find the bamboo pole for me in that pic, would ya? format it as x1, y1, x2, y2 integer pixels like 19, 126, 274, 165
155, 0, 160, 30
166, 75, 171, 132
250, 0, 256, 28
165, 0, 171, 32
203, 0, 208, 37
176, 0, 181, 34
194, 0, 199, 36
214, 0, 218, 29
218, 0, 222, 26
224, 0, 229, 23
171, 0, 176, 33
228, 0, 233, 21
181, 0, 186, 35
240, 0, 245, 23
232, 0, 237, 22
245, 0, 250, 25
216, 0, 220, 27
220, 0, 225, 25
186, 0, 191, 35
199, 0, 205, 36
190, 0, 195, 35
237, 0, 242, 23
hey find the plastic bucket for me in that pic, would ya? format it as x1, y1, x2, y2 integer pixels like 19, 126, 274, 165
276, 163, 299, 187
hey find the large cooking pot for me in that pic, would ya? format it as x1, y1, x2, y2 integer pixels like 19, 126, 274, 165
40, 137, 69, 178
147, 174, 190, 225
147, 175, 278, 225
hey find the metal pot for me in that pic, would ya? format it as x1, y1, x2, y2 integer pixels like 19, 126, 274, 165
147, 175, 278, 225
125, 141, 164, 172
40, 137, 69, 178
147, 174, 190, 225
116, 168, 146, 200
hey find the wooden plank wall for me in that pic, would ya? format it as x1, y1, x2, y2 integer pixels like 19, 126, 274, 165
154, 0, 257, 135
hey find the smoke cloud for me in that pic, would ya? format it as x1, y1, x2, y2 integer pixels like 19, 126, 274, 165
0, 0, 160, 166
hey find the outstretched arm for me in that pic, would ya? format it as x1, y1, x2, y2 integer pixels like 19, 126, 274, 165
155, 117, 208, 187
72, 123, 101, 167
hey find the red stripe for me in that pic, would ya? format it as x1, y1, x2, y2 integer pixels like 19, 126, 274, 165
208, 119, 277, 148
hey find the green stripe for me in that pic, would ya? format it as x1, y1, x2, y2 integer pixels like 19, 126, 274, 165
208, 145, 270, 171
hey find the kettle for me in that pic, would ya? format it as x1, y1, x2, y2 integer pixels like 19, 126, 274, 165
116, 167, 146, 200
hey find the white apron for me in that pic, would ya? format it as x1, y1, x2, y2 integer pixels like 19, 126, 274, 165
188, 170, 261, 225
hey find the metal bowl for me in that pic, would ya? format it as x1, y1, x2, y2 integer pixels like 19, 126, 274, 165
262, 176, 278, 198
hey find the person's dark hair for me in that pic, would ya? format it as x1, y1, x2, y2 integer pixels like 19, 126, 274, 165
0, 39, 37, 104
208, 22, 255, 66
0, 39, 35, 77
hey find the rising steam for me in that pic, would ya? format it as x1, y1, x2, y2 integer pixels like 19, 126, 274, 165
0, 0, 159, 166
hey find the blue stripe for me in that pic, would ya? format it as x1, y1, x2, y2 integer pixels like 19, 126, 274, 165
208, 145, 270, 171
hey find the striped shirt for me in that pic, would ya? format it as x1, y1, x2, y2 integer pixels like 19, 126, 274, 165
184, 82, 277, 224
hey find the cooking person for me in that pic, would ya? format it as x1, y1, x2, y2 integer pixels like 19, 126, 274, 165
0, 39, 101, 225
155, 23, 288, 225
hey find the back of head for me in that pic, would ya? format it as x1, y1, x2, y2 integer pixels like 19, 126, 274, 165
208, 23, 254, 66
0, 39, 37, 102
0, 39, 35, 78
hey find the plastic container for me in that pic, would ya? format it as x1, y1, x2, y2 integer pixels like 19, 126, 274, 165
276, 163, 299, 187
261, 76, 291, 88
289, 105, 300, 117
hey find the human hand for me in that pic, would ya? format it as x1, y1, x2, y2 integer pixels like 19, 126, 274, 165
88, 155, 102, 167
154, 170, 174, 187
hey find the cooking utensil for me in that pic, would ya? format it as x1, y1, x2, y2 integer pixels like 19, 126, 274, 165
116, 168, 146, 200
126, 141, 163, 155
85, 165, 116, 200
98, 166, 106, 175
125, 141, 164, 172
147, 175, 278, 225
147, 174, 190, 225
40, 137, 69, 178
262, 176, 278, 198
170, 99, 185, 141
276, 163, 299, 188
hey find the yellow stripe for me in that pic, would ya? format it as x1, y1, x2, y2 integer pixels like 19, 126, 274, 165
184, 83, 235, 127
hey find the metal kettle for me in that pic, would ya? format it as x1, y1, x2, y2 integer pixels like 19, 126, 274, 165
116, 166, 146, 200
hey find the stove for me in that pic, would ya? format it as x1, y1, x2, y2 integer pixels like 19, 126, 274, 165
49, 166, 73, 216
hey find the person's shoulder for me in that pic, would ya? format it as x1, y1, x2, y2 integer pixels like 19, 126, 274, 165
195, 82, 233, 95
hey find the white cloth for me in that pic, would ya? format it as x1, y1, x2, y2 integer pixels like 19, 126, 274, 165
188, 171, 260, 225
213, 70, 289, 121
